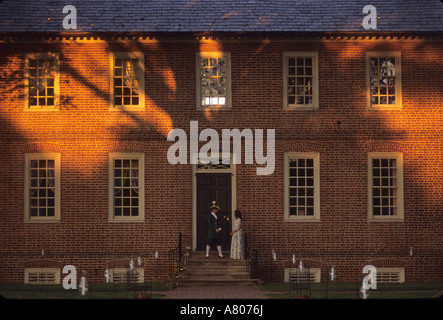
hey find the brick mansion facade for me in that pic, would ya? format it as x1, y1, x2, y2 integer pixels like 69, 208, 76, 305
0, 0, 442, 284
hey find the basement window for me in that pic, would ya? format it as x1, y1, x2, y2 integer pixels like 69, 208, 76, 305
284, 268, 321, 283
109, 268, 145, 283
375, 268, 405, 283
25, 268, 61, 284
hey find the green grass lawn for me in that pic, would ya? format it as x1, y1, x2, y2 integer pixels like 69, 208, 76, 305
258, 281, 443, 299
0, 281, 441, 300
0, 281, 173, 299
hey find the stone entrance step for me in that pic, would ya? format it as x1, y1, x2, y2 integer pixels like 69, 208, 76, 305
180, 252, 260, 287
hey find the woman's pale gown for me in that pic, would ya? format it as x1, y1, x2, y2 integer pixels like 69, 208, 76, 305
230, 218, 245, 259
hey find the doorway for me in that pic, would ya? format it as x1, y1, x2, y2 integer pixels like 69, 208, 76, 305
196, 173, 232, 251
192, 154, 236, 252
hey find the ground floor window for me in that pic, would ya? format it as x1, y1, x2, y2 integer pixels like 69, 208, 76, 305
24, 153, 61, 222
108, 153, 145, 222
368, 153, 404, 221
284, 152, 320, 221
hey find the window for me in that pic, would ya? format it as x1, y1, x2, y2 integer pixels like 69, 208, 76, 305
284, 153, 320, 221
368, 153, 404, 221
25, 268, 61, 284
375, 268, 405, 283
284, 268, 321, 283
366, 52, 402, 109
25, 153, 61, 222
110, 52, 145, 109
108, 268, 145, 283
109, 153, 145, 221
196, 52, 231, 109
25, 53, 59, 110
283, 52, 318, 109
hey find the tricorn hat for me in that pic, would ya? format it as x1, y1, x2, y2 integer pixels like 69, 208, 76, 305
210, 201, 220, 210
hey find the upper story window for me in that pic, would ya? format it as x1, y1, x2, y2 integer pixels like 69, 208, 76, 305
110, 52, 145, 110
24, 153, 61, 222
283, 52, 319, 110
25, 53, 59, 110
196, 52, 231, 109
366, 52, 402, 109
284, 152, 320, 221
368, 153, 404, 221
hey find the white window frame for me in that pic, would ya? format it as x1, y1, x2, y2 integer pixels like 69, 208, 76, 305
196, 52, 232, 110
366, 52, 402, 110
284, 152, 320, 222
283, 52, 319, 110
109, 52, 145, 110
368, 152, 404, 221
108, 153, 145, 222
24, 153, 61, 223
24, 52, 60, 110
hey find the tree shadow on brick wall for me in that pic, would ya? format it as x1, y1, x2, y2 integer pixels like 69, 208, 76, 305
1, 33, 442, 282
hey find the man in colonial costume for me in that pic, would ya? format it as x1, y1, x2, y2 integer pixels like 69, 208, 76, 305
206, 201, 224, 258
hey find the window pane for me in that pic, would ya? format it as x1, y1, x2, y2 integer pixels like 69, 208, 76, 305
47, 208, 55, 217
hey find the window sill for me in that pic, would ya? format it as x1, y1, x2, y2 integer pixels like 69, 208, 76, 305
24, 107, 60, 111
108, 218, 145, 223
197, 105, 232, 111
367, 105, 402, 111
110, 106, 145, 112
284, 217, 320, 222
368, 217, 404, 222
284, 105, 318, 111
24, 219, 61, 224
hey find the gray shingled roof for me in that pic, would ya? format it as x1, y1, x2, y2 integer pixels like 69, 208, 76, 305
0, 0, 442, 34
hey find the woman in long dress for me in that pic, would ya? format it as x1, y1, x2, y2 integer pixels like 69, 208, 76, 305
230, 210, 245, 259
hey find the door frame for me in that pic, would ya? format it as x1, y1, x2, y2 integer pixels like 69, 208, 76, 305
192, 152, 236, 252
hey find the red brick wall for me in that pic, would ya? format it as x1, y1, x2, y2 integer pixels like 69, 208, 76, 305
0, 38, 441, 283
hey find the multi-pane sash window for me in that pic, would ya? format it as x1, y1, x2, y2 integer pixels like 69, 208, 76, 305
25, 154, 60, 221
197, 52, 231, 109
367, 52, 402, 109
25, 53, 59, 109
110, 53, 144, 109
109, 153, 144, 221
283, 52, 318, 109
368, 153, 404, 220
284, 153, 320, 221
